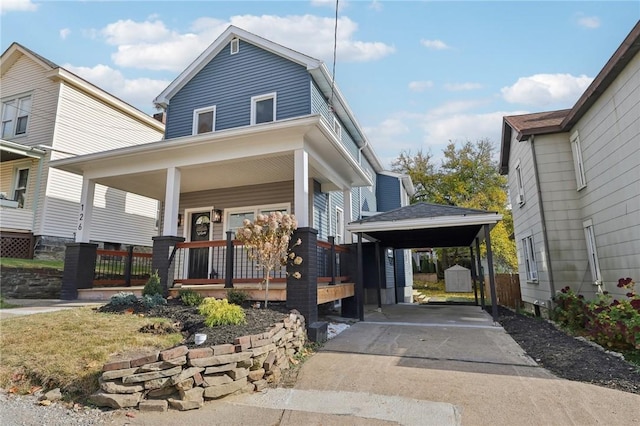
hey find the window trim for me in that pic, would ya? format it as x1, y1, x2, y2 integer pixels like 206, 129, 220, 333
332, 116, 342, 140
12, 165, 30, 209
570, 130, 587, 191
2, 94, 32, 138
192, 105, 216, 135
583, 219, 602, 285
335, 207, 344, 244
514, 159, 525, 206
521, 233, 538, 282
250, 92, 276, 125
225, 202, 291, 233
230, 38, 239, 55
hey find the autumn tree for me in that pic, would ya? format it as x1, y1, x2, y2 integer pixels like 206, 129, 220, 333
392, 139, 517, 272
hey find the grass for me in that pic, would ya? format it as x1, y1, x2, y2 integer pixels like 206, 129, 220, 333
414, 279, 479, 303
0, 257, 64, 270
0, 307, 183, 400
0, 297, 19, 309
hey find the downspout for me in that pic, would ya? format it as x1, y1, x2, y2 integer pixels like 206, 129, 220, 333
530, 135, 556, 300
357, 139, 369, 219
31, 154, 45, 232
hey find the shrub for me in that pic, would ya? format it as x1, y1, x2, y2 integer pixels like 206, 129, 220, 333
141, 294, 167, 309
552, 278, 640, 351
226, 289, 248, 306
143, 270, 163, 296
109, 292, 138, 307
198, 298, 246, 327
179, 289, 204, 307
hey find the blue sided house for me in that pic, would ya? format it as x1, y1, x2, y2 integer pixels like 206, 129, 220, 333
51, 26, 416, 325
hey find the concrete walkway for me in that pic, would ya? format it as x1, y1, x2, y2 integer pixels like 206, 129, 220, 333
117, 303, 640, 425
0, 298, 103, 320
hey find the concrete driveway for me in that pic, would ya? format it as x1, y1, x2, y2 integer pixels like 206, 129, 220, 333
122, 303, 640, 425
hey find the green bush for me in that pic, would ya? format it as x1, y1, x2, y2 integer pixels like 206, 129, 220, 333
226, 289, 248, 306
143, 270, 163, 296
179, 289, 204, 307
109, 292, 138, 307
141, 294, 167, 309
198, 298, 246, 327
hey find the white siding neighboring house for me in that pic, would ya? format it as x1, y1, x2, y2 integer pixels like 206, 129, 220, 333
0, 43, 165, 259
500, 22, 640, 309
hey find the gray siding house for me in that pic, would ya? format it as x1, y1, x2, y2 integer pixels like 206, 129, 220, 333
50, 26, 414, 313
500, 21, 640, 311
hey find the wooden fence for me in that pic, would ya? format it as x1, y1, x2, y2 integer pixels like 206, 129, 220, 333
486, 273, 522, 309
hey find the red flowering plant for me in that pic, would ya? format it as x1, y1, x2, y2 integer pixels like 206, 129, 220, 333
235, 211, 301, 308
552, 278, 640, 351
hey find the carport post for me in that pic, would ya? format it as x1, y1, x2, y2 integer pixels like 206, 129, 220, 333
484, 224, 499, 322
375, 241, 382, 309
357, 232, 365, 321
469, 246, 478, 306
475, 238, 485, 308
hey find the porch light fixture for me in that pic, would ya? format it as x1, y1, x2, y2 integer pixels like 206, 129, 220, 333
213, 209, 223, 223
177, 213, 183, 227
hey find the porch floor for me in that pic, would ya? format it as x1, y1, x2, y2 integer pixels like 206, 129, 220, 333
78, 282, 354, 305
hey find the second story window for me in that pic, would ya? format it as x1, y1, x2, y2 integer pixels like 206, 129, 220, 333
193, 106, 216, 135
230, 38, 239, 55
2, 95, 32, 138
333, 116, 342, 140
515, 160, 525, 206
251, 93, 276, 125
570, 130, 587, 190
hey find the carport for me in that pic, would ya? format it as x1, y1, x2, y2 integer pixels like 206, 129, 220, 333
346, 202, 503, 321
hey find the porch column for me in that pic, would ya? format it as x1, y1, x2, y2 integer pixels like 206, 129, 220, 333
75, 177, 95, 242
61, 242, 97, 300
152, 235, 185, 297
287, 227, 326, 341
162, 166, 181, 236
484, 224, 499, 322
475, 237, 485, 308
294, 149, 309, 227
342, 189, 352, 242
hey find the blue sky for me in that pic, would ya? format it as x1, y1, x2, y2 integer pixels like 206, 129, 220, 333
1, 1, 638, 167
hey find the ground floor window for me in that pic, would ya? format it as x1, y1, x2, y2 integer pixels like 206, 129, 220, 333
225, 203, 290, 233
521, 234, 537, 281
583, 219, 602, 285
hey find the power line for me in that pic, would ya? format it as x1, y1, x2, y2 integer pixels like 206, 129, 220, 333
329, 0, 339, 111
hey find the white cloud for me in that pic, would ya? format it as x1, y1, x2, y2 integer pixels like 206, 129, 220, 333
369, 0, 383, 11
0, 0, 37, 14
420, 39, 449, 50
444, 82, 483, 91
501, 73, 593, 107
577, 15, 601, 29
101, 19, 175, 45
98, 15, 394, 72
60, 28, 71, 40
63, 63, 170, 111
408, 81, 433, 92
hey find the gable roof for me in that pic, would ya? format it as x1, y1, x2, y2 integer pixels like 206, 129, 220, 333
500, 20, 640, 174
153, 25, 383, 172
1, 43, 164, 132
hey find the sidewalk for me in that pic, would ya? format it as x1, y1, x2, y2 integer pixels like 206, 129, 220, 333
0, 299, 103, 320
115, 304, 640, 425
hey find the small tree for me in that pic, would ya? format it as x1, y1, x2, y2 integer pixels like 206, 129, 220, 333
236, 211, 300, 308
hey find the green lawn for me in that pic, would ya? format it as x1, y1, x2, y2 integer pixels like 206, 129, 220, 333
0, 257, 64, 270
414, 279, 485, 303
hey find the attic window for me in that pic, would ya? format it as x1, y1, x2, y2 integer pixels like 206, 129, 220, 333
333, 116, 342, 140
230, 38, 239, 55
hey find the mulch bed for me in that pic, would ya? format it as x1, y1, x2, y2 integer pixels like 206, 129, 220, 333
493, 305, 640, 395
98, 299, 291, 347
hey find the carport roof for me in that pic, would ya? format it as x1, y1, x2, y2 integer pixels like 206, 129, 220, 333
346, 202, 502, 248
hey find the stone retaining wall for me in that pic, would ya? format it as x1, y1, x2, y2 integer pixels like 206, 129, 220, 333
89, 311, 306, 412
0, 267, 62, 299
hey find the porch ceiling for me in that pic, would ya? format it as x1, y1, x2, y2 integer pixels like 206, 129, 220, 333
49, 115, 370, 200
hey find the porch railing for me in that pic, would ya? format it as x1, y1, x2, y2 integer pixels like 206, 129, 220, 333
94, 247, 153, 286
168, 233, 352, 287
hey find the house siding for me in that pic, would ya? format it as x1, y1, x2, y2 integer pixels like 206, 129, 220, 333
165, 40, 311, 139
312, 180, 330, 241
0, 54, 59, 234
41, 82, 162, 246
567, 52, 640, 299
177, 181, 294, 241
376, 174, 401, 212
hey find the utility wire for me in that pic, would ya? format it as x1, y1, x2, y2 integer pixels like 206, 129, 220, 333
329, 0, 339, 112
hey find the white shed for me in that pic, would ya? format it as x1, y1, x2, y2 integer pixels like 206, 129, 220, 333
444, 265, 472, 292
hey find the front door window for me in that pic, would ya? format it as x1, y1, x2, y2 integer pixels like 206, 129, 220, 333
188, 212, 211, 279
